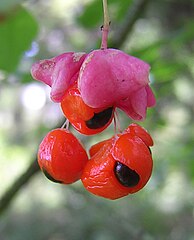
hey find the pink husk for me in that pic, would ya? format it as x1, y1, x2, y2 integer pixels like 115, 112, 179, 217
31, 48, 156, 121
117, 85, 156, 120
78, 48, 150, 108
31, 52, 87, 102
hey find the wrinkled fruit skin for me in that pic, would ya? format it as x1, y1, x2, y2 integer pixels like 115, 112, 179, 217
81, 124, 153, 200
31, 48, 156, 121
38, 128, 88, 184
61, 83, 114, 135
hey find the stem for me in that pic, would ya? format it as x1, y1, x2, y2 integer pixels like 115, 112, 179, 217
101, 0, 110, 50
61, 119, 70, 129
0, 159, 39, 216
113, 109, 122, 134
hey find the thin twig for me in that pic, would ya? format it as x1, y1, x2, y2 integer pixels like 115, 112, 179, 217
0, 118, 65, 216
0, 159, 39, 215
101, 0, 110, 49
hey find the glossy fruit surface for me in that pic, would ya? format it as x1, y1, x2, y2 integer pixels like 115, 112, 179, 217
89, 138, 112, 157
124, 123, 153, 147
81, 124, 153, 199
38, 128, 88, 184
61, 84, 114, 135
111, 133, 153, 194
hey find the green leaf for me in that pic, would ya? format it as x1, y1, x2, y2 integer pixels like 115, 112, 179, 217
152, 61, 186, 82
131, 42, 163, 64
77, 1, 103, 29
0, 0, 24, 12
113, 0, 132, 22
171, 20, 194, 46
0, 6, 38, 72
77, 0, 132, 29
20, 73, 34, 84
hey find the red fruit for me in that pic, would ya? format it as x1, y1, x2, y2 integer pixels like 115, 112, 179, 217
124, 123, 153, 147
89, 138, 112, 157
38, 128, 88, 184
112, 133, 152, 193
81, 124, 153, 199
61, 83, 114, 135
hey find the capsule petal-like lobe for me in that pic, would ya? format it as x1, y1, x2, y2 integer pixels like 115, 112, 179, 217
78, 48, 150, 109
81, 147, 132, 200
124, 123, 154, 147
81, 123, 153, 199
31, 52, 87, 102
112, 134, 153, 193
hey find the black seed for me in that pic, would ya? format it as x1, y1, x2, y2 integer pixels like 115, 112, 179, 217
114, 162, 140, 187
42, 168, 62, 184
85, 107, 113, 129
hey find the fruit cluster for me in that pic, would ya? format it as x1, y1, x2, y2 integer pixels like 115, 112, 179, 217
31, 48, 156, 200
38, 124, 153, 200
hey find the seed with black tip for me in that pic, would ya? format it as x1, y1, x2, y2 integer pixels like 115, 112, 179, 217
114, 162, 140, 187
85, 107, 113, 129
42, 168, 63, 184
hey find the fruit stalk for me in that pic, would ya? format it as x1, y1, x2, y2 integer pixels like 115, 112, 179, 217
101, 0, 110, 50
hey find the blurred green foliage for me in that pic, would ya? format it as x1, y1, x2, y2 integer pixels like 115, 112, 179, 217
0, 6, 38, 72
0, 0, 24, 12
77, 0, 132, 28
0, 0, 194, 240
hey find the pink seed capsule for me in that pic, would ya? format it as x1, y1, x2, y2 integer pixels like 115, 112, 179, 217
31, 52, 87, 102
78, 48, 155, 120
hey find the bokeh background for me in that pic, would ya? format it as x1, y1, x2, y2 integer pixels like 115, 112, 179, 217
0, 0, 194, 239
